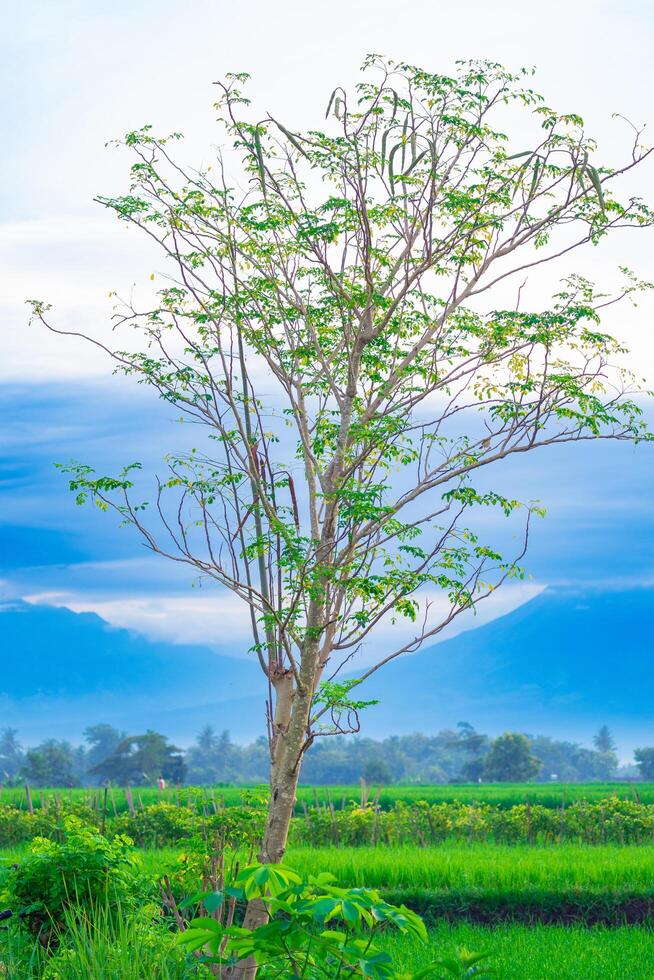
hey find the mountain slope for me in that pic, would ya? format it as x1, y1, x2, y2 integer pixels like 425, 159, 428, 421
358, 586, 654, 743
0, 600, 263, 741
2, 586, 653, 747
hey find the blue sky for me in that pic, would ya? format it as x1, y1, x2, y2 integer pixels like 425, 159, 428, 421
1, 1, 653, 678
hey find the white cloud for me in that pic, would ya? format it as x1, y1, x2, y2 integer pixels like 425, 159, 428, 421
23, 589, 253, 648
1, 0, 653, 384
353, 583, 545, 663
22, 580, 544, 663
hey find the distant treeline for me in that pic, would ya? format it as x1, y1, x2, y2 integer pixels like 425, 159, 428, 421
2, 722, 651, 788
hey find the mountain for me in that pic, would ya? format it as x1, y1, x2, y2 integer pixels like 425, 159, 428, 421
1, 586, 653, 749
0, 600, 263, 742
358, 585, 654, 747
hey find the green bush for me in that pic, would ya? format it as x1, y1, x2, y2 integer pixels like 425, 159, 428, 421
292, 797, 654, 847
4, 817, 147, 944
178, 862, 457, 978
108, 799, 266, 848
0, 805, 34, 847
4, 793, 654, 851
0, 802, 100, 848
108, 803, 202, 847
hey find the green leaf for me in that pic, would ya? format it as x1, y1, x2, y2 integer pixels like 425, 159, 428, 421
187, 916, 224, 933
341, 899, 361, 924
253, 128, 267, 199
588, 165, 606, 212
204, 891, 225, 913
311, 896, 340, 920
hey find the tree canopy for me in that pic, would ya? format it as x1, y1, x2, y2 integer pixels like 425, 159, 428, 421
482, 732, 542, 782
90, 731, 186, 786
31, 57, 653, 873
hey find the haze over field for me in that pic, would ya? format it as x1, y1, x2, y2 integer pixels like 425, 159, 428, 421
2, 585, 652, 757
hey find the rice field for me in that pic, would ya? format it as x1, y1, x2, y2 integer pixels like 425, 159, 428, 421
379, 923, 654, 979
1, 780, 652, 812
282, 843, 654, 926
6, 840, 654, 896
4, 789, 654, 975
287, 843, 654, 893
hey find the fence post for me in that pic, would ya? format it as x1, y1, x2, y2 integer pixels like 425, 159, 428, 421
125, 783, 135, 817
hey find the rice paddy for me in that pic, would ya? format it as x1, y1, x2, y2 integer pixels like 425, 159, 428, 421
1, 780, 652, 812
380, 923, 654, 979
4, 789, 654, 975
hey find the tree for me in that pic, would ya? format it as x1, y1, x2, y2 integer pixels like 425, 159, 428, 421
634, 747, 654, 780
591, 724, 618, 775
186, 726, 240, 783
593, 725, 616, 754
455, 722, 488, 757
33, 57, 652, 967
83, 723, 126, 771
482, 732, 541, 782
90, 730, 186, 785
21, 740, 80, 787
460, 757, 485, 782
530, 734, 615, 781
0, 728, 25, 783
361, 756, 393, 785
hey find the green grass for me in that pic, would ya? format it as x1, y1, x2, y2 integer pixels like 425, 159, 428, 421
1, 781, 651, 813
287, 843, 654, 892
285, 844, 654, 923
7, 841, 652, 923
0, 902, 202, 980
4, 840, 654, 976
380, 923, 654, 979
7, 840, 654, 895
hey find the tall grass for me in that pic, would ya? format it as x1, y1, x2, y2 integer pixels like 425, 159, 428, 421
0, 901, 202, 979
44, 902, 201, 979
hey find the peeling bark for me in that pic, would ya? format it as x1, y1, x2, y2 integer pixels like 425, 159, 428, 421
271, 668, 295, 733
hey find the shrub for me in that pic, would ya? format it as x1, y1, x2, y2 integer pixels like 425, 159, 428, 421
0, 802, 100, 848
5, 817, 147, 945
108, 799, 266, 848
291, 797, 654, 847
179, 862, 434, 978
0, 806, 34, 847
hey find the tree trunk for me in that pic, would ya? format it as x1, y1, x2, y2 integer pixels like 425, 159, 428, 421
226, 687, 312, 979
